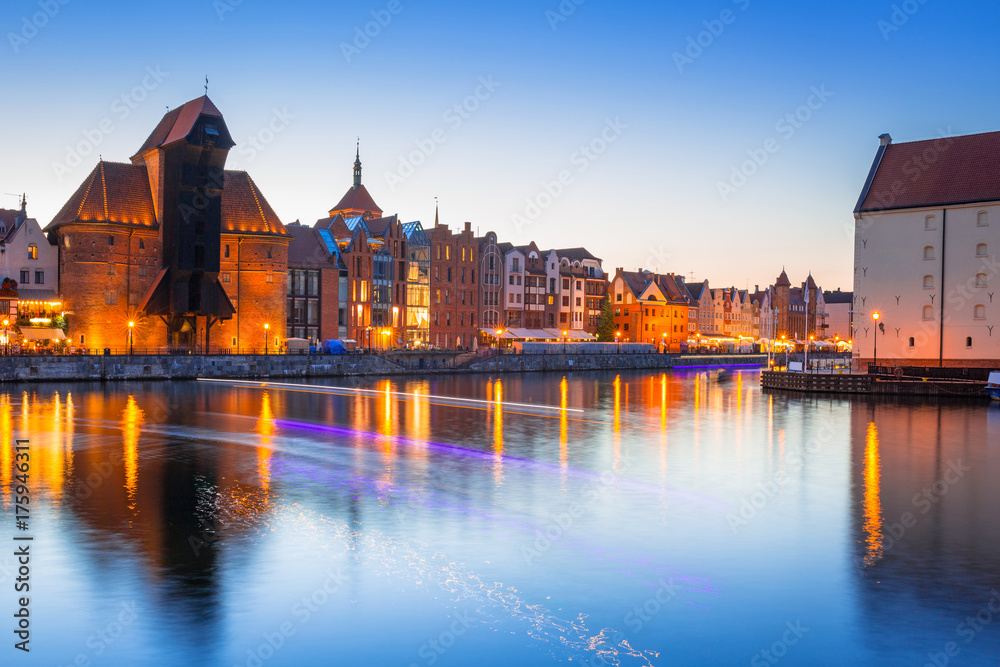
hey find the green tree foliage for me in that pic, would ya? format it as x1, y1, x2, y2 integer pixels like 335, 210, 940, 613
595, 295, 616, 341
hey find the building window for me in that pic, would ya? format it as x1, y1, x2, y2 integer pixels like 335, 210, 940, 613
108, 235, 114, 246
266, 273, 273, 283
34, 271, 43, 284
923, 246, 935, 260
105, 290, 118, 305
976, 243, 988, 257
225, 244, 230, 258
139, 266, 147, 277
924, 215, 936, 230
966, 336, 974, 348
108, 263, 115, 275
978, 211, 989, 227
222, 272, 231, 283
139, 238, 145, 250
27, 244, 37, 260
922, 305, 933, 320
232, 337, 238, 347
974, 305, 986, 320
129, 292, 138, 306
923, 275, 934, 289
64, 235, 71, 248
19, 270, 28, 284
267, 247, 272, 259
976, 273, 988, 288
908, 337, 915, 348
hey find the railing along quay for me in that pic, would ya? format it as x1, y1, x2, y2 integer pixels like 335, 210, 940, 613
761, 371, 991, 398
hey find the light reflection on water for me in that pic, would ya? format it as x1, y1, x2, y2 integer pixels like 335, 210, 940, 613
1, 372, 998, 665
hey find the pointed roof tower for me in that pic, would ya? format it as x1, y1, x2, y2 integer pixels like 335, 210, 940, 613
329, 142, 383, 220
775, 268, 791, 287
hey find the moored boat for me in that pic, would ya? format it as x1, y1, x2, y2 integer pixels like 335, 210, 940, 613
986, 372, 1000, 402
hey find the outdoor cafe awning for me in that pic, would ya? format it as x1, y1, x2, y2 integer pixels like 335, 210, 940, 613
542, 328, 596, 340
19, 327, 66, 341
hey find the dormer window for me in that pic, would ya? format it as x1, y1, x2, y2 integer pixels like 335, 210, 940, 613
205, 123, 219, 136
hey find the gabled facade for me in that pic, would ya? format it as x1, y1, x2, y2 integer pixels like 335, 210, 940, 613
45, 96, 289, 353
0, 197, 60, 323
854, 131, 1000, 367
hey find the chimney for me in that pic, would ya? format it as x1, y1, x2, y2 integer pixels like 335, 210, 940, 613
464, 221, 472, 233
879, 133, 892, 147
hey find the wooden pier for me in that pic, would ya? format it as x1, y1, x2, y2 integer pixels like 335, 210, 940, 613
761, 371, 989, 398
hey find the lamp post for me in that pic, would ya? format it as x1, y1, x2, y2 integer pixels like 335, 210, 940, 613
806, 334, 814, 372
661, 332, 667, 354
615, 330, 621, 353
871, 312, 881, 370
495, 328, 503, 355
263, 323, 270, 355
128, 321, 134, 355
781, 334, 788, 370
2, 319, 7, 356
562, 329, 568, 355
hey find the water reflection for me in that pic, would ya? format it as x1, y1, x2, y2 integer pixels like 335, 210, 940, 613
0, 376, 996, 665
862, 421, 883, 566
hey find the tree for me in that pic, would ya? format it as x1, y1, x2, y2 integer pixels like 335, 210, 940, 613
595, 295, 616, 341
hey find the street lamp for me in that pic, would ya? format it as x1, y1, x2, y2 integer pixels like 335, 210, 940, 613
661, 332, 667, 355
871, 312, 881, 370
806, 334, 814, 372
562, 329, 568, 355
263, 323, 270, 355
495, 328, 503, 355
2, 319, 8, 356
128, 321, 135, 355
615, 330, 621, 353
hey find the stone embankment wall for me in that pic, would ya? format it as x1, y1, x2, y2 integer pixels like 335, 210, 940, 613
0, 353, 767, 384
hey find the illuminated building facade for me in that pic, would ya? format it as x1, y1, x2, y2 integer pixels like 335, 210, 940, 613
45, 97, 289, 353
427, 216, 478, 349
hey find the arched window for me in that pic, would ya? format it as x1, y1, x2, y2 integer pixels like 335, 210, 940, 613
908, 337, 915, 348
966, 337, 974, 348
925, 215, 936, 230
924, 246, 935, 260
976, 243, 988, 257
922, 306, 934, 320
978, 211, 989, 227
923, 275, 934, 289
974, 305, 986, 320
976, 274, 988, 288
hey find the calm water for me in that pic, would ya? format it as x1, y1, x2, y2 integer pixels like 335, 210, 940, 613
2, 371, 999, 666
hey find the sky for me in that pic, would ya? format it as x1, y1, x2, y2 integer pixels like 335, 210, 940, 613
2, 0, 998, 292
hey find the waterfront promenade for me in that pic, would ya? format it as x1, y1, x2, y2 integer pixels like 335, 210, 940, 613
0, 351, 767, 383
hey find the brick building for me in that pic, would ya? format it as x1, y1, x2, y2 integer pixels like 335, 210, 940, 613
610, 269, 689, 350
285, 222, 348, 342
427, 214, 479, 349
45, 97, 289, 353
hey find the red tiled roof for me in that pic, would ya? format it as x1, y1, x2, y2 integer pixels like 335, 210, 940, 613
46, 162, 158, 231
329, 184, 382, 217
222, 171, 288, 236
133, 96, 226, 157
775, 270, 791, 287
858, 131, 1000, 212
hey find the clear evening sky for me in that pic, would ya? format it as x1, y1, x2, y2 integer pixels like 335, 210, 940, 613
2, 0, 997, 291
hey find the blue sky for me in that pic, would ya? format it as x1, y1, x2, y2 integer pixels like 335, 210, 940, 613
2, 0, 998, 290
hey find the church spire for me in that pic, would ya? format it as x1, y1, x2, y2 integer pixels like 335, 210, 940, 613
353, 139, 362, 187
434, 196, 439, 227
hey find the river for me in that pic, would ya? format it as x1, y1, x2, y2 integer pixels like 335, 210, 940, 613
1, 370, 998, 665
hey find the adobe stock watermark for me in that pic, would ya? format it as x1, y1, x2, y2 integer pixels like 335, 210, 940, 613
407, 611, 475, 667
750, 620, 809, 666
512, 117, 627, 234
521, 459, 631, 565
234, 568, 349, 667
923, 590, 1000, 667
673, 0, 752, 74
852, 458, 970, 572
226, 107, 295, 170
546, 0, 586, 31
717, 85, 833, 202
7, 0, 71, 54
55, 601, 139, 667
878, 0, 931, 41
384, 76, 501, 192
341, 0, 407, 63
51, 66, 170, 181
214, 0, 243, 21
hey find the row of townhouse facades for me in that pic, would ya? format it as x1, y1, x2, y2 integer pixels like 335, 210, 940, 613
608, 267, 837, 351
28, 94, 861, 354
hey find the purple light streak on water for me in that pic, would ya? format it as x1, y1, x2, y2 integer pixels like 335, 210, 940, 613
272, 418, 728, 510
